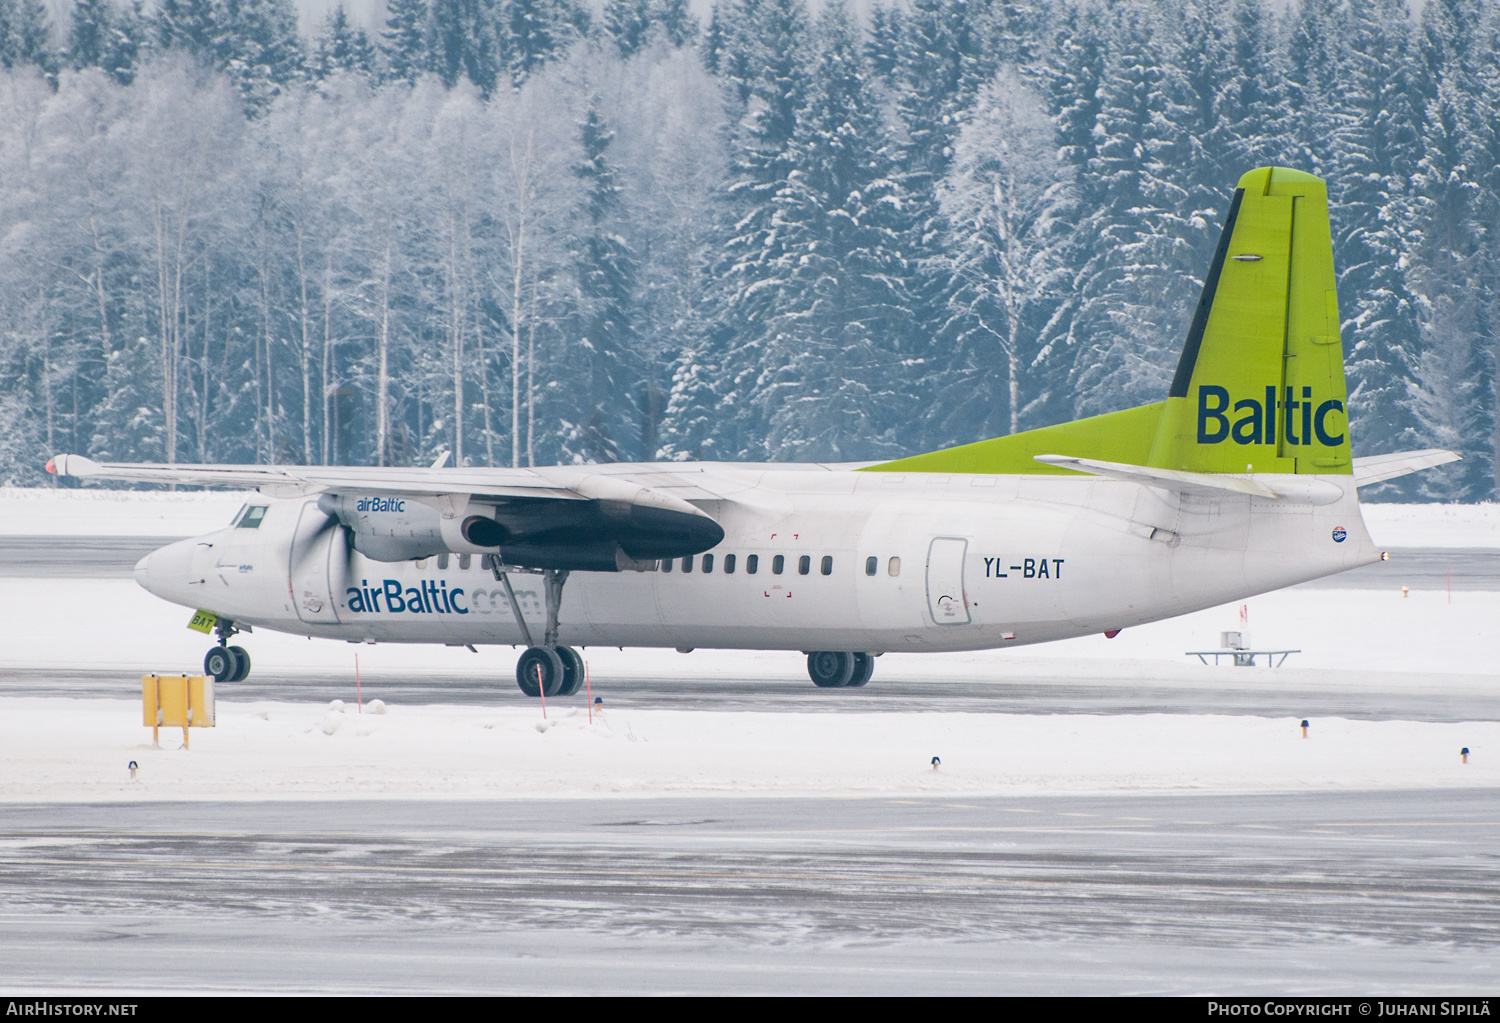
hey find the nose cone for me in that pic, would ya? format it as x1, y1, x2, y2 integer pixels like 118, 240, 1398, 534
135, 538, 198, 604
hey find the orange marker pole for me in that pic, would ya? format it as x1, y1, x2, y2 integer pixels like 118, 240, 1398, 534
538, 663, 546, 720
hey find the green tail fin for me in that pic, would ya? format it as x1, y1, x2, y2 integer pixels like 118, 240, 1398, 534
1146, 167, 1351, 474
863, 166, 1351, 477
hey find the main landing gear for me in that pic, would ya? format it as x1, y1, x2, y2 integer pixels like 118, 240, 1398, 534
515, 644, 586, 698
204, 618, 251, 683
807, 651, 875, 689
488, 558, 586, 699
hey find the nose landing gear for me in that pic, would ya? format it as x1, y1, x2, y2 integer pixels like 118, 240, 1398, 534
204, 619, 251, 683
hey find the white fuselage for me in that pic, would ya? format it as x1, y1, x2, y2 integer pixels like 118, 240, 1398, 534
134, 465, 1380, 654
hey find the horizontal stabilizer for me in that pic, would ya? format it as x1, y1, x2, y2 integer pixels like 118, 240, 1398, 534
1035, 455, 1279, 498
1034, 455, 1343, 505
1351, 449, 1461, 487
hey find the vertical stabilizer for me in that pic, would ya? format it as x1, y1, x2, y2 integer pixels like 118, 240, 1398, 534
1147, 167, 1351, 475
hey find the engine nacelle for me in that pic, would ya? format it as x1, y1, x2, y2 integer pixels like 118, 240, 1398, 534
317, 485, 724, 569
318, 493, 494, 562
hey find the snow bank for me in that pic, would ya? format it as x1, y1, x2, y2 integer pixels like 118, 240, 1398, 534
0, 486, 249, 536
1359, 502, 1500, 548
1, 696, 1491, 802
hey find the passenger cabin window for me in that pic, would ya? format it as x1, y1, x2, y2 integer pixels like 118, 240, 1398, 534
702, 553, 714, 573
865, 556, 877, 576
772, 555, 784, 575
724, 554, 736, 574
458, 554, 471, 570
437, 553, 450, 570
682, 555, 693, 573
746, 554, 759, 574
798, 555, 811, 575
662, 557, 673, 573
237, 505, 268, 529
821, 556, 833, 576
888, 556, 901, 577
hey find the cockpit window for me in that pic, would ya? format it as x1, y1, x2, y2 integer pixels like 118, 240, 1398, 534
230, 504, 248, 526
237, 505, 268, 529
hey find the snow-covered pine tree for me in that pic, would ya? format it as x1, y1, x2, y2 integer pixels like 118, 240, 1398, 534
381, 0, 430, 84
682, 0, 810, 459
886, 0, 1003, 450
754, 0, 911, 462
864, 3, 900, 81
562, 102, 639, 463
1150, 0, 1230, 330
1024, 0, 1108, 430
154, 0, 213, 59
1067, 2, 1183, 418
1406, 0, 1491, 499
931, 69, 1071, 445
14, 0, 53, 70
430, 0, 503, 95
651, 0, 697, 48
504, 0, 583, 84
1282, 0, 1345, 175
1218, 0, 1291, 172
603, 0, 651, 56
1330, 0, 1425, 486
311, 4, 376, 80
211, 0, 304, 111
700, 2, 724, 72
66, 0, 113, 69
702, 0, 760, 104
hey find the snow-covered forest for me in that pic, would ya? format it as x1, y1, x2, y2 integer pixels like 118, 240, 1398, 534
0, 0, 1495, 498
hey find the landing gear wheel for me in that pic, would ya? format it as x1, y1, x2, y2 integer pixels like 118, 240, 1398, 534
808, 651, 855, 688
516, 646, 566, 698
847, 653, 874, 688
556, 646, 585, 697
204, 646, 235, 682
227, 645, 251, 683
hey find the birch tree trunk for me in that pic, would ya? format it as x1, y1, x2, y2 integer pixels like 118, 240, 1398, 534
377, 237, 392, 467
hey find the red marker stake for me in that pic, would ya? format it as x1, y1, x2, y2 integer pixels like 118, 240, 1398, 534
355, 653, 362, 713
538, 663, 546, 720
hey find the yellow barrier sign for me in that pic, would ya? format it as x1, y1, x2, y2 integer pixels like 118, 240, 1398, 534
143, 675, 215, 748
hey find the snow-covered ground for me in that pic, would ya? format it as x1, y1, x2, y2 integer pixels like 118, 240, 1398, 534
1358, 501, 1500, 547
2, 697, 1492, 802
0, 486, 250, 535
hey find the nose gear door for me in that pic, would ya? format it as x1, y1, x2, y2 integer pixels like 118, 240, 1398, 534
289, 501, 342, 624
926, 537, 971, 625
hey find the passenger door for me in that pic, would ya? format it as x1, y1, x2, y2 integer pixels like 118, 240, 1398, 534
926, 537, 971, 625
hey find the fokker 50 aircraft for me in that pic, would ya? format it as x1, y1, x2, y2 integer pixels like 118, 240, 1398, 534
50, 168, 1457, 696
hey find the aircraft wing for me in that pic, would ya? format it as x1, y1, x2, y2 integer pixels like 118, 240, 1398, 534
46, 454, 581, 500
1351, 449, 1461, 487
46, 453, 727, 569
